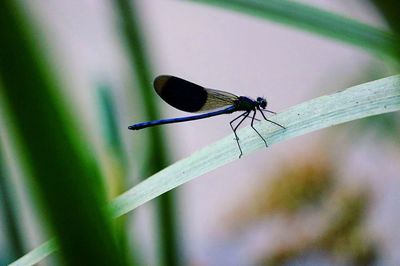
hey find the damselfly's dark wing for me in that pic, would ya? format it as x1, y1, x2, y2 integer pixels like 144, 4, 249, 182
154, 75, 238, 113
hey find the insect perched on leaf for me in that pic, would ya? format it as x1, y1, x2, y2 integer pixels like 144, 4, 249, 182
129, 75, 285, 158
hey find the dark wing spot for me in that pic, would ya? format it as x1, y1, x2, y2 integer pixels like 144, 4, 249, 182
154, 75, 207, 112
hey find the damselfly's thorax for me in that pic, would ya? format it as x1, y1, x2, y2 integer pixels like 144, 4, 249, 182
235, 96, 268, 111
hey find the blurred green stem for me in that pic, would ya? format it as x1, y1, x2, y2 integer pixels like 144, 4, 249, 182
368, 0, 400, 33
113, 1, 180, 265
368, 0, 400, 61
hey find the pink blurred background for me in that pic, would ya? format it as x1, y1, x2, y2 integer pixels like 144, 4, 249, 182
2, 0, 399, 265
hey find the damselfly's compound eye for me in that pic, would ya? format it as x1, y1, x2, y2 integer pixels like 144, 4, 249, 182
257, 97, 267, 109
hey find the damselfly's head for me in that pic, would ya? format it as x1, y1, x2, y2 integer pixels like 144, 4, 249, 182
256, 97, 267, 109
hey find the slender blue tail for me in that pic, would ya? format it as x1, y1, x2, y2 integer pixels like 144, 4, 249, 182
128, 106, 236, 130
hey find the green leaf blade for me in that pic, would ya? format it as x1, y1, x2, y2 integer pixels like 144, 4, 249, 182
9, 75, 400, 266
110, 75, 400, 218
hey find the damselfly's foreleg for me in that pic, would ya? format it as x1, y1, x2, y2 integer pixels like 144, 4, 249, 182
251, 110, 268, 148
258, 107, 286, 129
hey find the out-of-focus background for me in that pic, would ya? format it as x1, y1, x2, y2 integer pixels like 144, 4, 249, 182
1, 0, 399, 265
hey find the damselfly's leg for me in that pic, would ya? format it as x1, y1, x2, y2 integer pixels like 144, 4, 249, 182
230, 111, 250, 158
231, 113, 260, 136
258, 107, 286, 129
251, 110, 268, 147
260, 109, 276, 114
230, 112, 247, 140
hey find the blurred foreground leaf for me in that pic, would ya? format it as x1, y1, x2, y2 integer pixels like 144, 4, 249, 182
0, 1, 124, 265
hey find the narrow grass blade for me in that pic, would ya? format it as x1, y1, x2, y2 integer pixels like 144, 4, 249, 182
110, 75, 400, 217
8, 239, 58, 266
10, 75, 400, 265
191, 0, 400, 59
